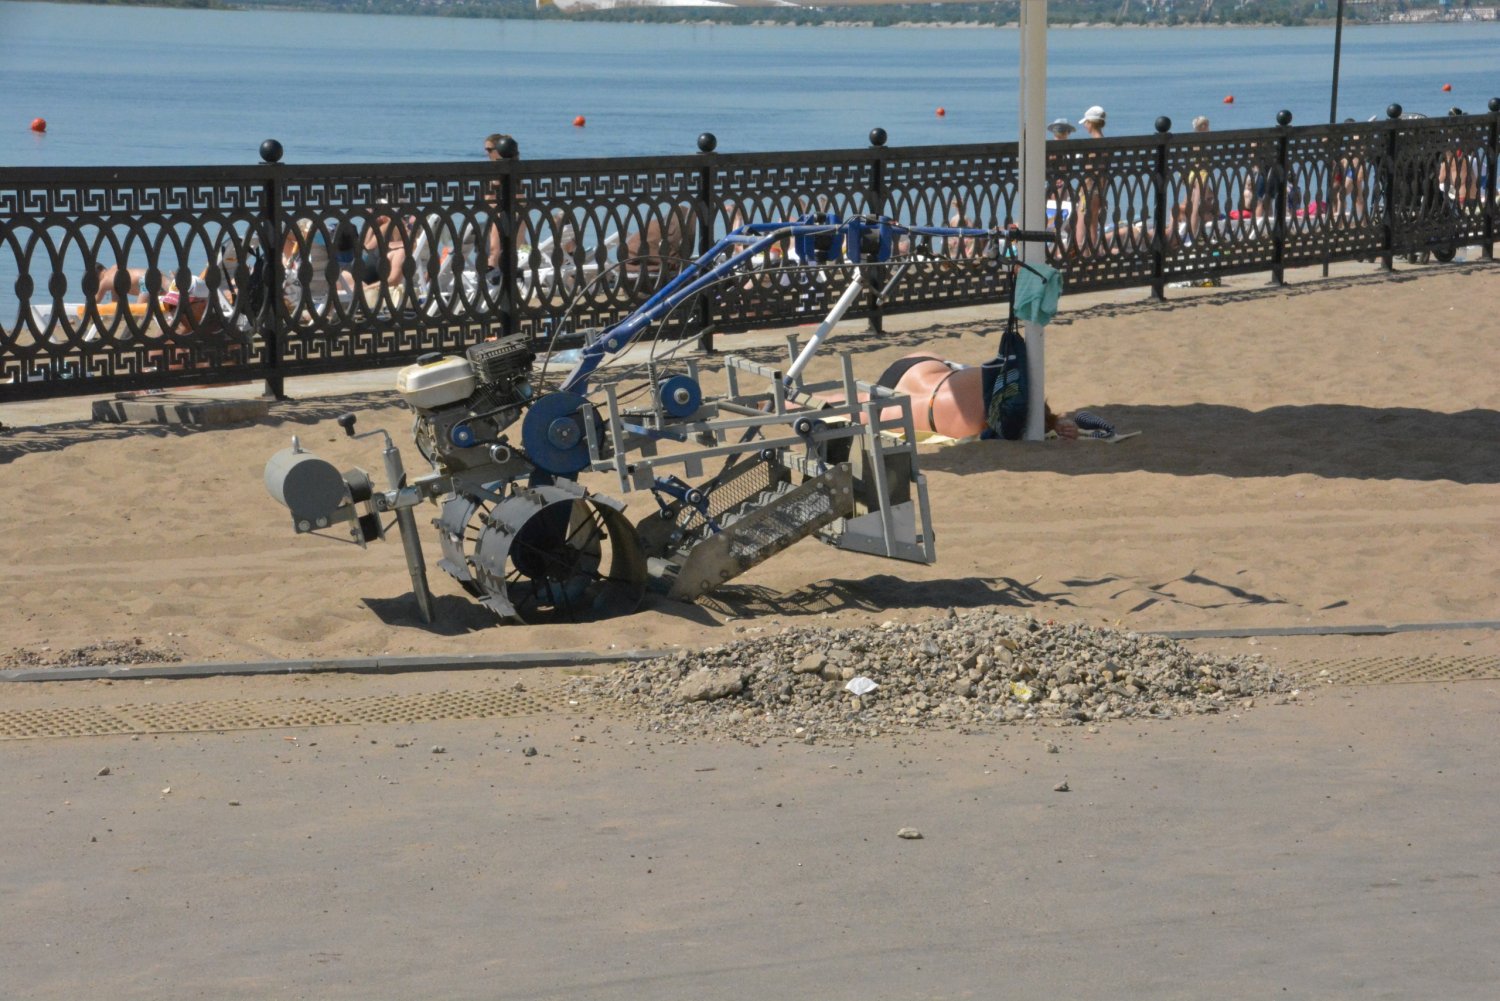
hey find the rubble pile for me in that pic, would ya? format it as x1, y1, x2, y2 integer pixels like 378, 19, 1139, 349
570, 609, 1297, 740
1, 639, 182, 672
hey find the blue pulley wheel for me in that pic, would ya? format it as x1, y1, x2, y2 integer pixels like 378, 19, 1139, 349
521, 391, 599, 475
450, 422, 476, 448
657, 375, 702, 418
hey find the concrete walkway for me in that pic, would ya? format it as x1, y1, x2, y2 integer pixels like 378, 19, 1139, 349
1, 671, 1496, 1000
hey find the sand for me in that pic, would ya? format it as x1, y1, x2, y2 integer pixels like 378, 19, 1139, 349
2, 260, 1496, 670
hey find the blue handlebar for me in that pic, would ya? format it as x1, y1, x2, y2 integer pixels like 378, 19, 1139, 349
559, 214, 1013, 396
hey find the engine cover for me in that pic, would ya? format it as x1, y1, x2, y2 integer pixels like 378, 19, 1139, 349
405, 336, 538, 472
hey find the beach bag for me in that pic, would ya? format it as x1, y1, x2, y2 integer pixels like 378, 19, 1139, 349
985, 318, 1028, 441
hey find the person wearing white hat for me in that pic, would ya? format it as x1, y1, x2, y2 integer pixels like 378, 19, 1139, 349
1074, 107, 1108, 254
1079, 106, 1107, 138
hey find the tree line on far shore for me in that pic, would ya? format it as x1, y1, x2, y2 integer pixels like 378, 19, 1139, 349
38, 0, 1445, 28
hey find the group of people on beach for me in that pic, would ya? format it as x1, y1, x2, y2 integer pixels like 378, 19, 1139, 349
1037, 105, 1288, 257
1025, 104, 1489, 261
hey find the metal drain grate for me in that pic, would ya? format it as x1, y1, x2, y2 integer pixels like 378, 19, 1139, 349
1294, 654, 1500, 686
0, 687, 559, 741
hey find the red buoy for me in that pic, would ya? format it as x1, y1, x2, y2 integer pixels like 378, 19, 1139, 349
1223, 95, 1234, 104
1442, 83, 1452, 92
572, 115, 586, 127
936, 107, 946, 118
30, 117, 46, 133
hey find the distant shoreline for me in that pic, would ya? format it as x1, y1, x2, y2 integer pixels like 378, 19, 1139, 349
8, 0, 1477, 31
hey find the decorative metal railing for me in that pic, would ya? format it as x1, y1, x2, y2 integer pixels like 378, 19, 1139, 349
2, 104, 1495, 402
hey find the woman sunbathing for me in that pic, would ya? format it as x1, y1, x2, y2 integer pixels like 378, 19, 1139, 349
873, 353, 1079, 440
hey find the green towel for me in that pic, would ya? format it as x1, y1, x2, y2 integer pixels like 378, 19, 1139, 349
1014, 262, 1063, 326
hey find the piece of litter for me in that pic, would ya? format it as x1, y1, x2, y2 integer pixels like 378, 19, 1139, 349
845, 677, 878, 696
1054, 780, 1070, 792
897, 827, 924, 840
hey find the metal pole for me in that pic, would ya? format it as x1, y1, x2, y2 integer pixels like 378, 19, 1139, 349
867, 127, 888, 336
1382, 104, 1402, 272
696, 132, 718, 352
1272, 110, 1291, 286
1485, 97, 1498, 262
497, 139, 519, 341
1330, 0, 1346, 124
1020, 0, 1048, 442
1151, 117, 1171, 300
381, 440, 434, 625
258, 139, 286, 400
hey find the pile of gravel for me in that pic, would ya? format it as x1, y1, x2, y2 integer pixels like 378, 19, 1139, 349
1, 639, 182, 672
570, 609, 1297, 741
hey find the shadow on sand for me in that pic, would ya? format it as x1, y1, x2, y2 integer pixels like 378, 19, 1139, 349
919, 403, 1500, 484
0, 391, 405, 465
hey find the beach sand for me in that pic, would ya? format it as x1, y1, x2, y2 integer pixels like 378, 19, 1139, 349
2, 261, 1496, 670
2, 261, 1498, 1000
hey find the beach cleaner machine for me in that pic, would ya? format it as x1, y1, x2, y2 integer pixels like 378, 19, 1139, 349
265, 215, 1047, 624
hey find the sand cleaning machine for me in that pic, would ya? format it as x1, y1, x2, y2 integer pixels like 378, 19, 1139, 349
265, 216, 1030, 624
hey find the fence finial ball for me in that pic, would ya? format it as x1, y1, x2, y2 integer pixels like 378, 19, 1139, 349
1276, 110, 1293, 127
495, 135, 518, 159
697, 132, 717, 154
1490, 98, 1500, 113
1387, 104, 1404, 120
869, 127, 887, 147
259, 139, 283, 164
1155, 117, 1172, 134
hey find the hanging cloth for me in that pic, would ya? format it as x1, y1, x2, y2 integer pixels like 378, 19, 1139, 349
1013, 261, 1063, 326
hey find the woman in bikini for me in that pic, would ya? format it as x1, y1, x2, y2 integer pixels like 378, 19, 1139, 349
873, 354, 1078, 440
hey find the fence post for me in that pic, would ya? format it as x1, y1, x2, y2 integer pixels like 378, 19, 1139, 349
696, 132, 718, 353
1486, 97, 1498, 262
1272, 110, 1292, 286
258, 139, 285, 400
1381, 103, 1402, 272
1151, 117, 1171, 300
867, 127, 888, 333
495, 136, 519, 340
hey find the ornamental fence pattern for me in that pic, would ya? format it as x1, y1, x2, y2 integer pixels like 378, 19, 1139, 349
2, 110, 1495, 402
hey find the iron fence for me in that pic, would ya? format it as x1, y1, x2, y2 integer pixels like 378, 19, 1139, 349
2, 104, 1495, 403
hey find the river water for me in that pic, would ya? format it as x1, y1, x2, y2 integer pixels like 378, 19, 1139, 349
2, 1, 1497, 166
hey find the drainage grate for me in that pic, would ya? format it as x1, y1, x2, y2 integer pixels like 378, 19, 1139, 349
1294, 654, 1500, 686
0, 687, 560, 741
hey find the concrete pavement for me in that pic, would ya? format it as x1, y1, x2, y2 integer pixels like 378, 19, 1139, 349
0, 672, 1496, 1000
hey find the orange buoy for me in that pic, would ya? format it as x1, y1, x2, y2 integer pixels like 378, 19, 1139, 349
1223, 95, 1234, 104
30, 117, 46, 133
1442, 83, 1452, 92
936, 107, 946, 118
572, 115, 586, 127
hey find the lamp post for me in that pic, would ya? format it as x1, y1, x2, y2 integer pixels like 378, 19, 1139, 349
1330, 0, 1346, 123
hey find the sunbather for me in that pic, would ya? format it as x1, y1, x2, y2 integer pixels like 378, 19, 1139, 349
870, 353, 1079, 440
92, 265, 158, 303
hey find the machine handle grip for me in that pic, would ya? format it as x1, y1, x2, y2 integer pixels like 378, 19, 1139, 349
998, 229, 1056, 243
